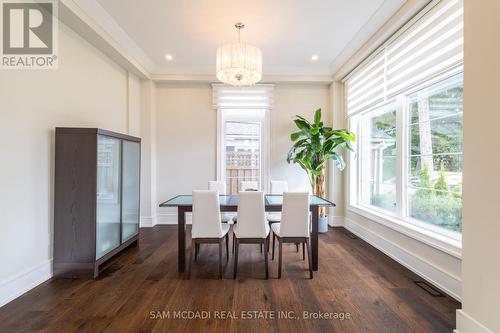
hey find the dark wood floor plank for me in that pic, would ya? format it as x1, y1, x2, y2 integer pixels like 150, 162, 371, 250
0, 226, 460, 333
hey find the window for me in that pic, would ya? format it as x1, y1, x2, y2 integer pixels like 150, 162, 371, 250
360, 104, 397, 212
223, 115, 264, 194
345, 0, 463, 239
406, 74, 463, 232
213, 84, 273, 195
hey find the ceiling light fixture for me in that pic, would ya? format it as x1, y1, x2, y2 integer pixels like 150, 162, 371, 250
216, 22, 262, 86
165, 54, 173, 61
311, 55, 319, 61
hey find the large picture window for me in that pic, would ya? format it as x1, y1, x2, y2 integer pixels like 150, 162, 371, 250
345, 0, 463, 239
406, 74, 463, 232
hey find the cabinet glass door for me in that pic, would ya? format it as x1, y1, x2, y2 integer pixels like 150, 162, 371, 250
96, 135, 121, 259
121, 141, 140, 242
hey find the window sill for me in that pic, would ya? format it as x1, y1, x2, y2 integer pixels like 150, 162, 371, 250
346, 204, 462, 259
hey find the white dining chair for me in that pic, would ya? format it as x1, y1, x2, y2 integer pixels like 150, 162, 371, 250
267, 180, 289, 223
240, 180, 258, 191
231, 180, 259, 226
190, 190, 230, 279
232, 191, 270, 279
271, 192, 313, 279
208, 180, 234, 223
268, 180, 301, 252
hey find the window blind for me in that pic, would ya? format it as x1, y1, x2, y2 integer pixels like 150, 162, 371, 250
345, 50, 385, 115
385, 0, 463, 96
212, 84, 274, 110
345, 0, 463, 116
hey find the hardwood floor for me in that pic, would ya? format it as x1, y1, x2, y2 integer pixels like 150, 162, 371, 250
0, 226, 460, 332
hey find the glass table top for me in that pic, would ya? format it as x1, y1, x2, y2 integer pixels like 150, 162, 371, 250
159, 194, 334, 207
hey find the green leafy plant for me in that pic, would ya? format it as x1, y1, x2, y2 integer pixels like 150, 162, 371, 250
287, 108, 355, 217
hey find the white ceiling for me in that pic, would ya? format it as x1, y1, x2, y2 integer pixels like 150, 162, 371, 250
95, 0, 406, 76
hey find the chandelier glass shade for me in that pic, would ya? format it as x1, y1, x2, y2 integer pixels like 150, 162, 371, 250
216, 23, 262, 86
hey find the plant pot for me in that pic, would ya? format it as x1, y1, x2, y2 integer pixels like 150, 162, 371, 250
318, 217, 329, 233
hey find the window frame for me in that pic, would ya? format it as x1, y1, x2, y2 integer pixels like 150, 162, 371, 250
347, 67, 463, 250
216, 108, 270, 193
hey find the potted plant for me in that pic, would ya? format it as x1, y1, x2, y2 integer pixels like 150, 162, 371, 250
287, 108, 355, 233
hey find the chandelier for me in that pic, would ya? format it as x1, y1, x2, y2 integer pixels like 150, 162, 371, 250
216, 22, 262, 86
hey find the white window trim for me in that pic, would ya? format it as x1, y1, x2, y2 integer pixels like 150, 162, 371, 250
346, 67, 463, 257
216, 109, 270, 193
346, 204, 462, 258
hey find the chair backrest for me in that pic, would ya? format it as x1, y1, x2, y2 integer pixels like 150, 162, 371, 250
240, 180, 258, 191
208, 180, 226, 195
270, 180, 288, 195
279, 192, 310, 237
236, 191, 267, 238
191, 190, 223, 238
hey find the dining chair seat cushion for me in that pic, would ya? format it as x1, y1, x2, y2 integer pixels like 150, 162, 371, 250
221, 212, 235, 223
220, 223, 231, 236
193, 222, 230, 239
233, 222, 270, 239
267, 212, 282, 223
271, 222, 281, 236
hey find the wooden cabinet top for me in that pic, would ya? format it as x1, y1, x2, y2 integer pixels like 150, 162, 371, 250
55, 127, 141, 142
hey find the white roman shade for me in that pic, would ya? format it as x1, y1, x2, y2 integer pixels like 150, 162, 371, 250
385, 0, 463, 96
212, 84, 274, 110
345, 0, 463, 115
345, 50, 385, 116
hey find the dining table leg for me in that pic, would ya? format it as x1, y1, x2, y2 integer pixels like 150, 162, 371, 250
178, 206, 188, 273
311, 205, 319, 271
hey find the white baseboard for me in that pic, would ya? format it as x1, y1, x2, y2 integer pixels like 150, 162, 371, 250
344, 217, 462, 301
456, 310, 494, 333
328, 216, 344, 227
140, 216, 154, 227
0, 259, 53, 307
157, 213, 192, 225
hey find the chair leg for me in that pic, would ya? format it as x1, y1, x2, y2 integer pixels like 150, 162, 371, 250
194, 240, 198, 262
232, 234, 235, 254
233, 239, 239, 279
272, 233, 276, 260
267, 234, 270, 253
306, 238, 313, 279
189, 238, 194, 279
296, 243, 299, 252
264, 239, 269, 280
278, 239, 283, 279
225, 233, 229, 261
302, 243, 305, 261
260, 244, 263, 252
219, 238, 223, 279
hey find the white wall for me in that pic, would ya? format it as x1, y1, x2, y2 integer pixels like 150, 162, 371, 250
271, 84, 331, 192
127, 72, 141, 136
0, 22, 139, 306
155, 83, 215, 223
456, 0, 500, 332
139, 80, 158, 227
154, 82, 331, 223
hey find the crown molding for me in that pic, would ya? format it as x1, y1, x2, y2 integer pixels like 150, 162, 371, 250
59, 0, 152, 79
151, 74, 333, 85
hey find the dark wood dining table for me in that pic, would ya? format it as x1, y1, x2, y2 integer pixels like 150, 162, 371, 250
159, 194, 335, 273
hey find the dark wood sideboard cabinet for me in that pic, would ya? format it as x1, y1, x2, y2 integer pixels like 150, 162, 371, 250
54, 128, 141, 278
